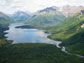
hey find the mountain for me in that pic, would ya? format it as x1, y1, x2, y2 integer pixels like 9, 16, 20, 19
11, 11, 30, 22
34, 5, 83, 17
9, 5, 83, 24
34, 6, 61, 15
25, 6, 67, 26
25, 13, 66, 26
47, 9, 84, 56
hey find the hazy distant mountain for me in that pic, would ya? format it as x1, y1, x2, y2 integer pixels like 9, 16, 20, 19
34, 5, 84, 17
60, 5, 83, 17
11, 11, 30, 22
34, 6, 62, 15
8, 5, 84, 24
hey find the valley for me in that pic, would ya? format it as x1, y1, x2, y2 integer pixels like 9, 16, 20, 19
0, 5, 84, 63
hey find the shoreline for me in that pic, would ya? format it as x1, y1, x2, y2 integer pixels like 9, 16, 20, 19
4, 23, 84, 58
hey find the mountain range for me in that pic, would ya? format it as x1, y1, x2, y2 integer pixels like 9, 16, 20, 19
34, 5, 83, 17
8, 5, 83, 23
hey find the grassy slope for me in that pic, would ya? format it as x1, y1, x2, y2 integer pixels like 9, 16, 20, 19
47, 13, 84, 55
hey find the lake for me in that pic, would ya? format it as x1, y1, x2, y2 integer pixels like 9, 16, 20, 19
4, 23, 61, 48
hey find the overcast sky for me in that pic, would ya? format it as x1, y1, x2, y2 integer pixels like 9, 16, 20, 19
0, 0, 84, 14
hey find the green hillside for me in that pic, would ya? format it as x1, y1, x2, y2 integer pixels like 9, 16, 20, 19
25, 14, 66, 26
47, 12, 84, 55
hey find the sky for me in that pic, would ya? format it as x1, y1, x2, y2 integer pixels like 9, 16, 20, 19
0, 0, 84, 14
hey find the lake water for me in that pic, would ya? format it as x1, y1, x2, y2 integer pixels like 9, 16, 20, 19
4, 23, 61, 48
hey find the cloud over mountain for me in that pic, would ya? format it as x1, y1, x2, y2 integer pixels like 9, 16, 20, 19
0, 0, 84, 14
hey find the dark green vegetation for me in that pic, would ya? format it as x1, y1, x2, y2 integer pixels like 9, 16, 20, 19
47, 12, 84, 56
16, 25, 36, 29
0, 43, 84, 63
25, 14, 66, 26
0, 24, 8, 39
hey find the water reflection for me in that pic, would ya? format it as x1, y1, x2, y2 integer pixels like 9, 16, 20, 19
5, 23, 61, 46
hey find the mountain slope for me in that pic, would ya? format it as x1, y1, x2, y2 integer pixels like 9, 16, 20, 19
25, 6, 83, 26
47, 10, 84, 56
35, 6, 61, 15
25, 13, 66, 26
35, 6, 83, 17
0, 12, 13, 24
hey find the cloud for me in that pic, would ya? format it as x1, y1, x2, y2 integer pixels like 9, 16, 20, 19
0, 0, 84, 14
